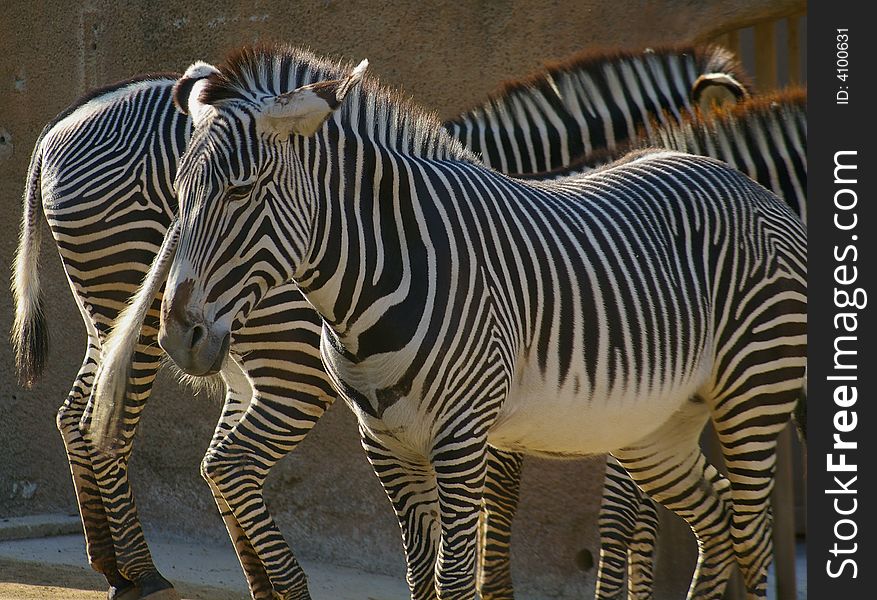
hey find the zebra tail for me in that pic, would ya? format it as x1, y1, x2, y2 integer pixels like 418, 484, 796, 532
11, 127, 50, 388
82, 220, 182, 455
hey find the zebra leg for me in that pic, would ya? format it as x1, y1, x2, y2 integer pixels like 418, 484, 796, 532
88, 343, 178, 600
199, 364, 274, 600
626, 489, 659, 600
712, 392, 801, 598
613, 400, 735, 600
362, 428, 439, 600
594, 457, 642, 600
56, 333, 137, 600
201, 357, 331, 600
477, 448, 523, 600
707, 281, 806, 599
432, 440, 489, 600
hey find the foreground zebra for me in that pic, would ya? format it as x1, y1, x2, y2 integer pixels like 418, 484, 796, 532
13, 47, 744, 599
110, 44, 805, 599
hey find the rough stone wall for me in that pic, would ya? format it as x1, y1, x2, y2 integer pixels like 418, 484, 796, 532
0, 1, 803, 597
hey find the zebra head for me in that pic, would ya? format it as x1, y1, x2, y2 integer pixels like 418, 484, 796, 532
159, 52, 368, 375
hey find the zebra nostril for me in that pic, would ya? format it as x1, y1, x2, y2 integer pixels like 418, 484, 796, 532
190, 324, 205, 349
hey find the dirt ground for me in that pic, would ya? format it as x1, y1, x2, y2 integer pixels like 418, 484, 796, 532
0, 558, 239, 600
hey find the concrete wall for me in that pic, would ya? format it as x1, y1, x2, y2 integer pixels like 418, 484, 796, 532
0, 1, 803, 597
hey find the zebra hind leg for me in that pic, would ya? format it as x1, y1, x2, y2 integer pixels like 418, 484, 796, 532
477, 447, 523, 600
201, 357, 337, 599
613, 399, 735, 600
711, 376, 804, 598
595, 456, 659, 600
707, 272, 807, 599
594, 457, 638, 600
88, 343, 179, 600
56, 334, 138, 600
626, 483, 659, 600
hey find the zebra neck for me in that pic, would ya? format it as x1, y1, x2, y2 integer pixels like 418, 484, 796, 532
293, 131, 442, 354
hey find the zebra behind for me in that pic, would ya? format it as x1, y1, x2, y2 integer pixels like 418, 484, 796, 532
11, 70, 332, 600
527, 88, 806, 221
148, 44, 806, 600
445, 44, 747, 174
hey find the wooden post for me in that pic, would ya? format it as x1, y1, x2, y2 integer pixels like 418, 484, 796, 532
754, 20, 778, 91
725, 29, 741, 58
787, 15, 801, 84
772, 425, 798, 600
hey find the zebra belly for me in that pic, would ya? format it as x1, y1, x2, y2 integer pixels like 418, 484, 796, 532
488, 373, 704, 457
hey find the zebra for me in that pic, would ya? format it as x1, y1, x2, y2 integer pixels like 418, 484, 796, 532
12, 68, 331, 600
526, 89, 806, 220
136, 44, 806, 600
444, 44, 748, 174
12, 49, 749, 599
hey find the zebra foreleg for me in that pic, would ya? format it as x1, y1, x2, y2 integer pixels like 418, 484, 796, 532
88, 343, 178, 600
56, 334, 138, 600
613, 400, 735, 600
200, 358, 329, 600
477, 448, 523, 600
432, 438, 491, 600
361, 427, 440, 600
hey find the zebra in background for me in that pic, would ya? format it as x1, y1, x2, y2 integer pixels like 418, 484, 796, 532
140, 44, 806, 599
12, 48, 749, 600
12, 68, 330, 600
526, 89, 806, 221
644, 89, 806, 221
445, 44, 748, 174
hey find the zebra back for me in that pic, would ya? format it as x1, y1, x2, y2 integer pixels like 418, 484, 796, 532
11, 74, 185, 386
521, 88, 807, 222
444, 44, 748, 175
646, 88, 806, 220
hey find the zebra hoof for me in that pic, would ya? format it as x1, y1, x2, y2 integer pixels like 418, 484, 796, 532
137, 572, 180, 600
107, 581, 139, 600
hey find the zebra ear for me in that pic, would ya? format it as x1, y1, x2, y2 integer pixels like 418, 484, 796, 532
173, 61, 220, 117
691, 73, 749, 111
262, 59, 369, 139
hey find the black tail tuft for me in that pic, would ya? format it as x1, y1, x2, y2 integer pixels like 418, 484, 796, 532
13, 297, 49, 388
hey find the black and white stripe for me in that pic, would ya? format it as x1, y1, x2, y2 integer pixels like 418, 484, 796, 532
12, 73, 330, 599
14, 44, 743, 598
530, 89, 807, 224
155, 45, 806, 600
445, 44, 747, 174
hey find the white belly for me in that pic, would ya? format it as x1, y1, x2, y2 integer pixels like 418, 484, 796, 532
488, 361, 707, 457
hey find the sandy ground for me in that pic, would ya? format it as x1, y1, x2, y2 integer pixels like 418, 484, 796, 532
0, 533, 409, 600
0, 521, 806, 600
0, 558, 237, 600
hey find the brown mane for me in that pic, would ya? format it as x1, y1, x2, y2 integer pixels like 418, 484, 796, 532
518, 87, 806, 180
450, 44, 750, 122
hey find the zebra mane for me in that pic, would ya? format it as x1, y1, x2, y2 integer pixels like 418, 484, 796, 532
447, 44, 750, 125
520, 87, 806, 180
705, 86, 805, 119
198, 42, 475, 161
